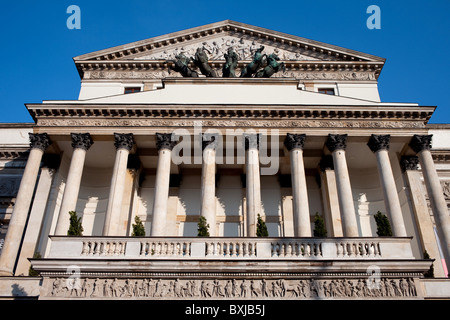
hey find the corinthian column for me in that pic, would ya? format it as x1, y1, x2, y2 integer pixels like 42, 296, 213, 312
150, 133, 177, 236
325, 134, 359, 237
367, 134, 407, 236
284, 133, 311, 237
103, 133, 135, 236
400, 155, 446, 277
54, 133, 93, 235
244, 133, 261, 237
410, 134, 450, 273
200, 133, 218, 236
0, 133, 51, 276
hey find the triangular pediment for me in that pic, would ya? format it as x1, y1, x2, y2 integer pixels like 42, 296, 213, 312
74, 20, 384, 63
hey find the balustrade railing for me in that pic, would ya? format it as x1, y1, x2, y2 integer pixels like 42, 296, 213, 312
47, 236, 414, 260
81, 240, 127, 256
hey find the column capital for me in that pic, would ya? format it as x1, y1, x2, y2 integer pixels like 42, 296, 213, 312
319, 155, 334, 172
284, 133, 306, 151
244, 133, 260, 150
400, 155, 419, 172
409, 134, 433, 153
71, 133, 94, 151
325, 134, 347, 152
156, 133, 177, 151
367, 134, 390, 153
114, 133, 135, 151
202, 133, 218, 150
29, 133, 51, 151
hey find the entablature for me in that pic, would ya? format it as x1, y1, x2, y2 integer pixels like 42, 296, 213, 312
26, 103, 434, 125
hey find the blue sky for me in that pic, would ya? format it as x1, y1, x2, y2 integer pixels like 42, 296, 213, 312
1, 0, 449, 123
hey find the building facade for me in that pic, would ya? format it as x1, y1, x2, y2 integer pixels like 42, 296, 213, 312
0, 20, 449, 299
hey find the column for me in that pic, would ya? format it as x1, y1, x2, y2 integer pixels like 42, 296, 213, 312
103, 133, 135, 236
319, 155, 343, 237
284, 133, 311, 237
150, 133, 176, 236
15, 154, 60, 275
244, 133, 261, 237
400, 156, 446, 277
325, 134, 359, 237
200, 133, 217, 236
367, 134, 407, 236
0, 133, 51, 276
54, 133, 93, 235
410, 134, 450, 274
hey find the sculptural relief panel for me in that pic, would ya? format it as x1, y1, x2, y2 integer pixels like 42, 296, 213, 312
46, 276, 418, 299
83, 70, 377, 81
135, 36, 323, 62
36, 118, 426, 129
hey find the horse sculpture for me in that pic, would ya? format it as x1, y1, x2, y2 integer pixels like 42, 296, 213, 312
222, 47, 238, 78
255, 52, 286, 78
240, 45, 266, 78
166, 53, 198, 77
192, 47, 217, 77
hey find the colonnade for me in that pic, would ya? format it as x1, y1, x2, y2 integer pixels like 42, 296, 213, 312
0, 132, 449, 276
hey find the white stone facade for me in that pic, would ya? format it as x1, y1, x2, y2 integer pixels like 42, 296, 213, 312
0, 20, 449, 300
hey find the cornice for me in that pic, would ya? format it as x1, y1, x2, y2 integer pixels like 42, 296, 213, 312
75, 60, 384, 80
74, 20, 384, 63
26, 103, 434, 124
73, 20, 385, 80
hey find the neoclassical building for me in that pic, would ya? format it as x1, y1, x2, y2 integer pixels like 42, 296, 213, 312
0, 20, 449, 299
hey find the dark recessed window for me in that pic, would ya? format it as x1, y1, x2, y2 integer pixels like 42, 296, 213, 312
318, 88, 335, 95
124, 87, 141, 94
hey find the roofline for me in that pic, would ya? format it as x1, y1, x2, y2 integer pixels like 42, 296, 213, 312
73, 20, 385, 63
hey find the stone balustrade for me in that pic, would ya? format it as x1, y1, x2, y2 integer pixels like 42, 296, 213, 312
47, 236, 414, 260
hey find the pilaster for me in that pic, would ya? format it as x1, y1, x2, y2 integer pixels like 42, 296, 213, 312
410, 135, 450, 274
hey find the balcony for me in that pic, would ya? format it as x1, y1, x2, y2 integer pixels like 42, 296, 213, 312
45, 236, 415, 260
29, 235, 436, 300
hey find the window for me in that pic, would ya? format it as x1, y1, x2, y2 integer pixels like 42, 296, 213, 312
318, 88, 335, 95
124, 87, 141, 94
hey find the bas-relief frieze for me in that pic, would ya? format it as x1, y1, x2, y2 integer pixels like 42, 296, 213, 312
441, 181, 450, 199
36, 119, 426, 129
46, 276, 418, 299
134, 36, 324, 62
83, 70, 377, 81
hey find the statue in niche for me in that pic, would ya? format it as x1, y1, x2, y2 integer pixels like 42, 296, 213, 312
222, 47, 238, 77
166, 52, 199, 77
240, 45, 266, 78
255, 52, 286, 78
192, 47, 217, 77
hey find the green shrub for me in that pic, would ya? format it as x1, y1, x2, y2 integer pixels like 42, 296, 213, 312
131, 216, 146, 236
313, 213, 327, 237
256, 214, 269, 237
374, 211, 393, 236
67, 211, 83, 236
197, 216, 210, 237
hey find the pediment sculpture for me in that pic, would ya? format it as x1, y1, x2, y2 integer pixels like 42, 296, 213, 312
166, 45, 285, 78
